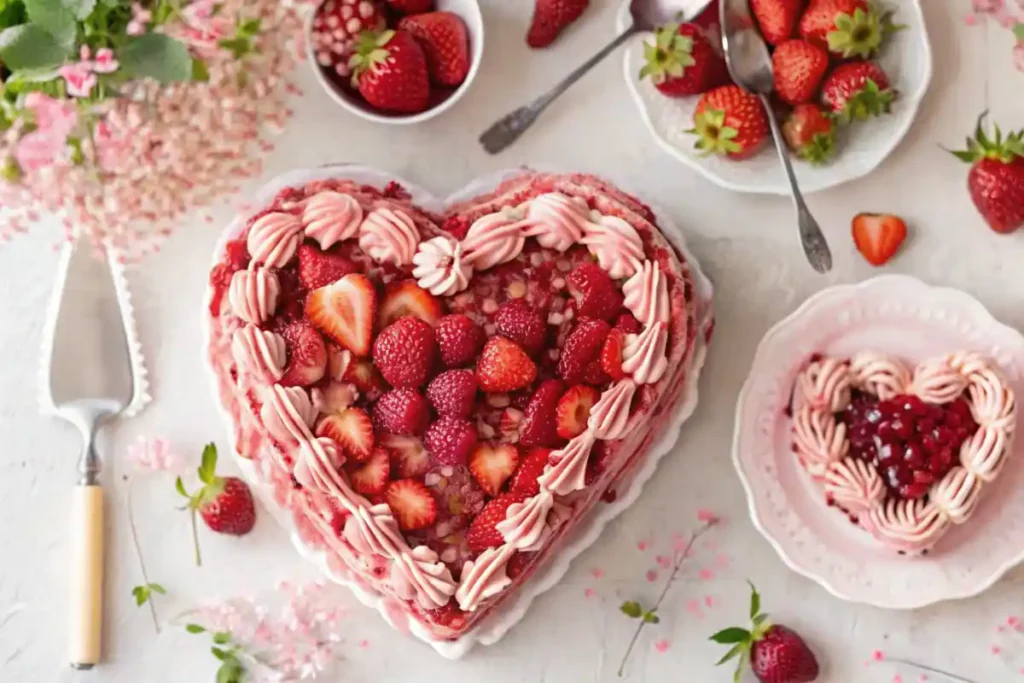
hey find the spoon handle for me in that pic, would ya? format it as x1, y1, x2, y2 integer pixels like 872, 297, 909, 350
758, 94, 833, 274
479, 26, 639, 155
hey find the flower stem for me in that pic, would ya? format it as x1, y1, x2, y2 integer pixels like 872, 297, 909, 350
617, 519, 718, 677
189, 506, 203, 567
126, 480, 160, 633
886, 658, 976, 683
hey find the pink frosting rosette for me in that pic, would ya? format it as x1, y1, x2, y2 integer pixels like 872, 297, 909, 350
538, 432, 595, 495
796, 357, 851, 413
519, 192, 591, 252
247, 211, 302, 268
228, 266, 280, 325
456, 545, 515, 612
622, 260, 670, 328
461, 208, 526, 270
260, 385, 317, 444
581, 214, 644, 279
791, 405, 848, 478
231, 325, 286, 383
302, 190, 363, 249
358, 207, 420, 266
587, 379, 637, 439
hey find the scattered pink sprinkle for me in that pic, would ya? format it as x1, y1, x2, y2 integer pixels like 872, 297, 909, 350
893, 675, 903, 683
583, 588, 596, 599
357, 639, 370, 649
998, 625, 1007, 633
704, 595, 716, 608
656, 555, 672, 569
590, 568, 605, 579
964, 13, 979, 24
1019, 667, 1024, 674
653, 639, 671, 653
637, 540, 649, 552
702, 538, 719, 552
697, 508, 719, 523
685, 599, 703, 618
126, 436, 187, 474
872, 650, 886, 662
698, 568, 715, 581
646, 570, 658, 583
1008, 616, 1020, 628
715, 553, 731, 568
992, 644, 1002, 655
918, 677, 927, 682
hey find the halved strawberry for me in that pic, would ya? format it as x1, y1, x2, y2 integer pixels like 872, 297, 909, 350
279, 322, 327, 387
466, 492, 530, 552
476, 337, 537, 393
497, 408, 524, 443
297, 243, 359, 290
347, 447, 391, 495
317, 381, 359, 416
380, 433, 430, 478
600, 329, 627, 380
306, 274, 377, 357
509, 447, 552, 496
518, 379, 564, 448
326, 344, 352, 382
851, 212, 907, 266
469, 443, 520, 496
385, 479, 438, 530
567, 263, 624, 322
379, 280, 442, 328
316, 407, 374, 462
555, 385, 601, 439
341, 358, 388, 400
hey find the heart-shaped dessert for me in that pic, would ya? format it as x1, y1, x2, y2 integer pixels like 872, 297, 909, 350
790, 351, 1017, 555
205, 169, 711, 647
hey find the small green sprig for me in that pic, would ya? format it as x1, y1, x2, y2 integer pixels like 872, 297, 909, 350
218, 17, 261, 59
132, 582, 167, 607
176, 443, 223, 568
186, 624, 247, 683
619, 600, 660, 624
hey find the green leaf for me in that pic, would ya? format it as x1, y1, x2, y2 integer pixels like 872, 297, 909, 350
198, 443, 218, 484
715, 642, 746, 666
1014, 23, 1024, 41
0, 0, 28, 29
23, 0, 77, 48
148, 583, 166, 595
175, 476, 188, 498
239, 17, 260, 35
191, 58, 209, 82
67, 0, 95, 19
619, 600, 643, 619
212, 631, 231, 645
710, 627, 751, 645
118, 33, 193, 84
185, 623, 206, 634
0, 24, 68, 70
216, 660, 243, 683
217, 36, 250, 59
131, 585, 149, 606
747, 581, 761, 619
211, 646, 228, 661
642, 611, 660, 624
752, 613, 769, 627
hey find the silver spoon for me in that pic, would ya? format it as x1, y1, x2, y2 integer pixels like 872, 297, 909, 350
719, 0, 832, 273
479, 0, 714, 155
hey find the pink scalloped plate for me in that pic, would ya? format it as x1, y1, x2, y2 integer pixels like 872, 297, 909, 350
733, 275, 1024, 608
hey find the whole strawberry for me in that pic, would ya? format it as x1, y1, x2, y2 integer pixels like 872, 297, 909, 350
949, 113, 1024, 234
311, 0, 387, 78
782, 103, 835, 164
387, 0, 433, 14
712, 583, 820, 683
640, 22, 728, 97
820, 60, 894, 123
689, 85, 769, 160
799, 0, 890, 58
349, 29, 430, 114
750, 0, 805, 46
398, 11, 470, 87
527, 0, 589, 48
772, 39, 829, 105
177, 444, 257, 566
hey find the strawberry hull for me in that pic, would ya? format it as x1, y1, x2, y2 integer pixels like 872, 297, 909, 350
204, 166, 713, 656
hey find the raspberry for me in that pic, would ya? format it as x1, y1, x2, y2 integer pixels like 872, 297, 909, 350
518, 379, 565, 448
494, 299, 548, 355
373, 388, 430, 436
435, 314, 485, 368
424, 417, 478, 467
373, 316, 437, 388
558, 318, 612, 384
567, 262, 624, 322
426, 369, 478, 419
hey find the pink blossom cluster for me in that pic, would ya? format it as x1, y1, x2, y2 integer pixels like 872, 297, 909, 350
0, 0, 316, 259
966, 0, 1024, 72
126, 436, 187, 475
186, 581, 348, 682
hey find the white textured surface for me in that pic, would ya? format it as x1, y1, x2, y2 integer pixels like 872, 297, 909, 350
1, 1, 1023, 682
734, 275, 1024, 607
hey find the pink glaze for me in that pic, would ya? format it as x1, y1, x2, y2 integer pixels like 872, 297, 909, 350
302, 190, 362, 249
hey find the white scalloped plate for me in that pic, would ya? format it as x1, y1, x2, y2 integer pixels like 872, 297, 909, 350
203, 164, 715, 657
617, 0, 933, 195
733, 275, 1024, 608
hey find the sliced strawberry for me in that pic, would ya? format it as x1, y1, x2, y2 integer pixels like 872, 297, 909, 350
373, 316, 437, 388
380, 433, 430, 478
851, 212, 907, 266
477, 337, 537, 393
509, 447, 552, 496
373, 388, 430, 436
347, 447, 391, 495
558, 318, 612, 384
306, 274, 376, 357
317, 381, 359, 416
469, 443, 520, 496
600, 329, 627, 380
341, 358, 388, 400
555, 385, 601, 439
494, 299, 548, 355
379, 279, 443, 328
297, 243, 359, 290
435, 313, 485, 367
466, 492, 530, 552
497, 408, 524, 443
567, 263, 624, 322
426, 369, 478, 418
279, 322, 327, 387
326, 343, 352, 382
316, 407, 374, 462
424, 417, 478, 467
518, 379, 565, 448
385, 479, 438, 531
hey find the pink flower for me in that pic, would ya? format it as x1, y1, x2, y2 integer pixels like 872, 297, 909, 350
94, 119, 133, 171
92, 48, 119, 74
13, 93, 77, 172
59, 63, 97, 98
126, 437, 186, 474
128, 2, 152, 34
24, 92, 77, 136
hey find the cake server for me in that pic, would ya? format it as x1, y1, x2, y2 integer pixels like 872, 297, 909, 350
39, 238, 148, 669
479, 0, 714, 154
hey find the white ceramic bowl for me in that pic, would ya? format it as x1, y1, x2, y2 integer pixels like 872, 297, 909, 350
305, 0, 485, 125
617, 0, 933, 195
733, 275, 1024, 609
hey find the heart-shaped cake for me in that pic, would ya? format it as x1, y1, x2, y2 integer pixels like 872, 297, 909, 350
790, 351, 1017, 555
205, 169, 711, 646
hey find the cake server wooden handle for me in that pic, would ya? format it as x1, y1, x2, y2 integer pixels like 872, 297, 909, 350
70, 484, 104, 669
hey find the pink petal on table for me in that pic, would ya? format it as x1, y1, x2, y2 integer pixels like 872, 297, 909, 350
357, 639, 370, 649
918, 676, 928, 682
591, 568, 605, 579
584, 588, 596, 599
893, 675, 903, 683
656, 555, 672, 569
964, 13, 979, 25
1007, 616, 1020, 628
685, 599, 703, 617
704, 595, 716, 608
716, 553, 731, 568
872, 650, 886, 661
698, 568, 715, 581
637, 540, 649, 552
697, 508, 719, 523
646, 570, 658, 583
653, 639, 671, 653
991, 645, 1002, 654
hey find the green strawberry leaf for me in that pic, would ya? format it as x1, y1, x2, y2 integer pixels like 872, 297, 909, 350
747, 581, 761, 619
131, 585, 150, 606
198, 443, 218, 485
619, 600, 643, 619
211, 646, 228, 661
710, 627, 751, 644
175, 476, 189, 498
212, 631, 232, 645
185, 623, 206, 634
148, 583, 166, 595
216, 660, 243, 683
715, 642, 746, 666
